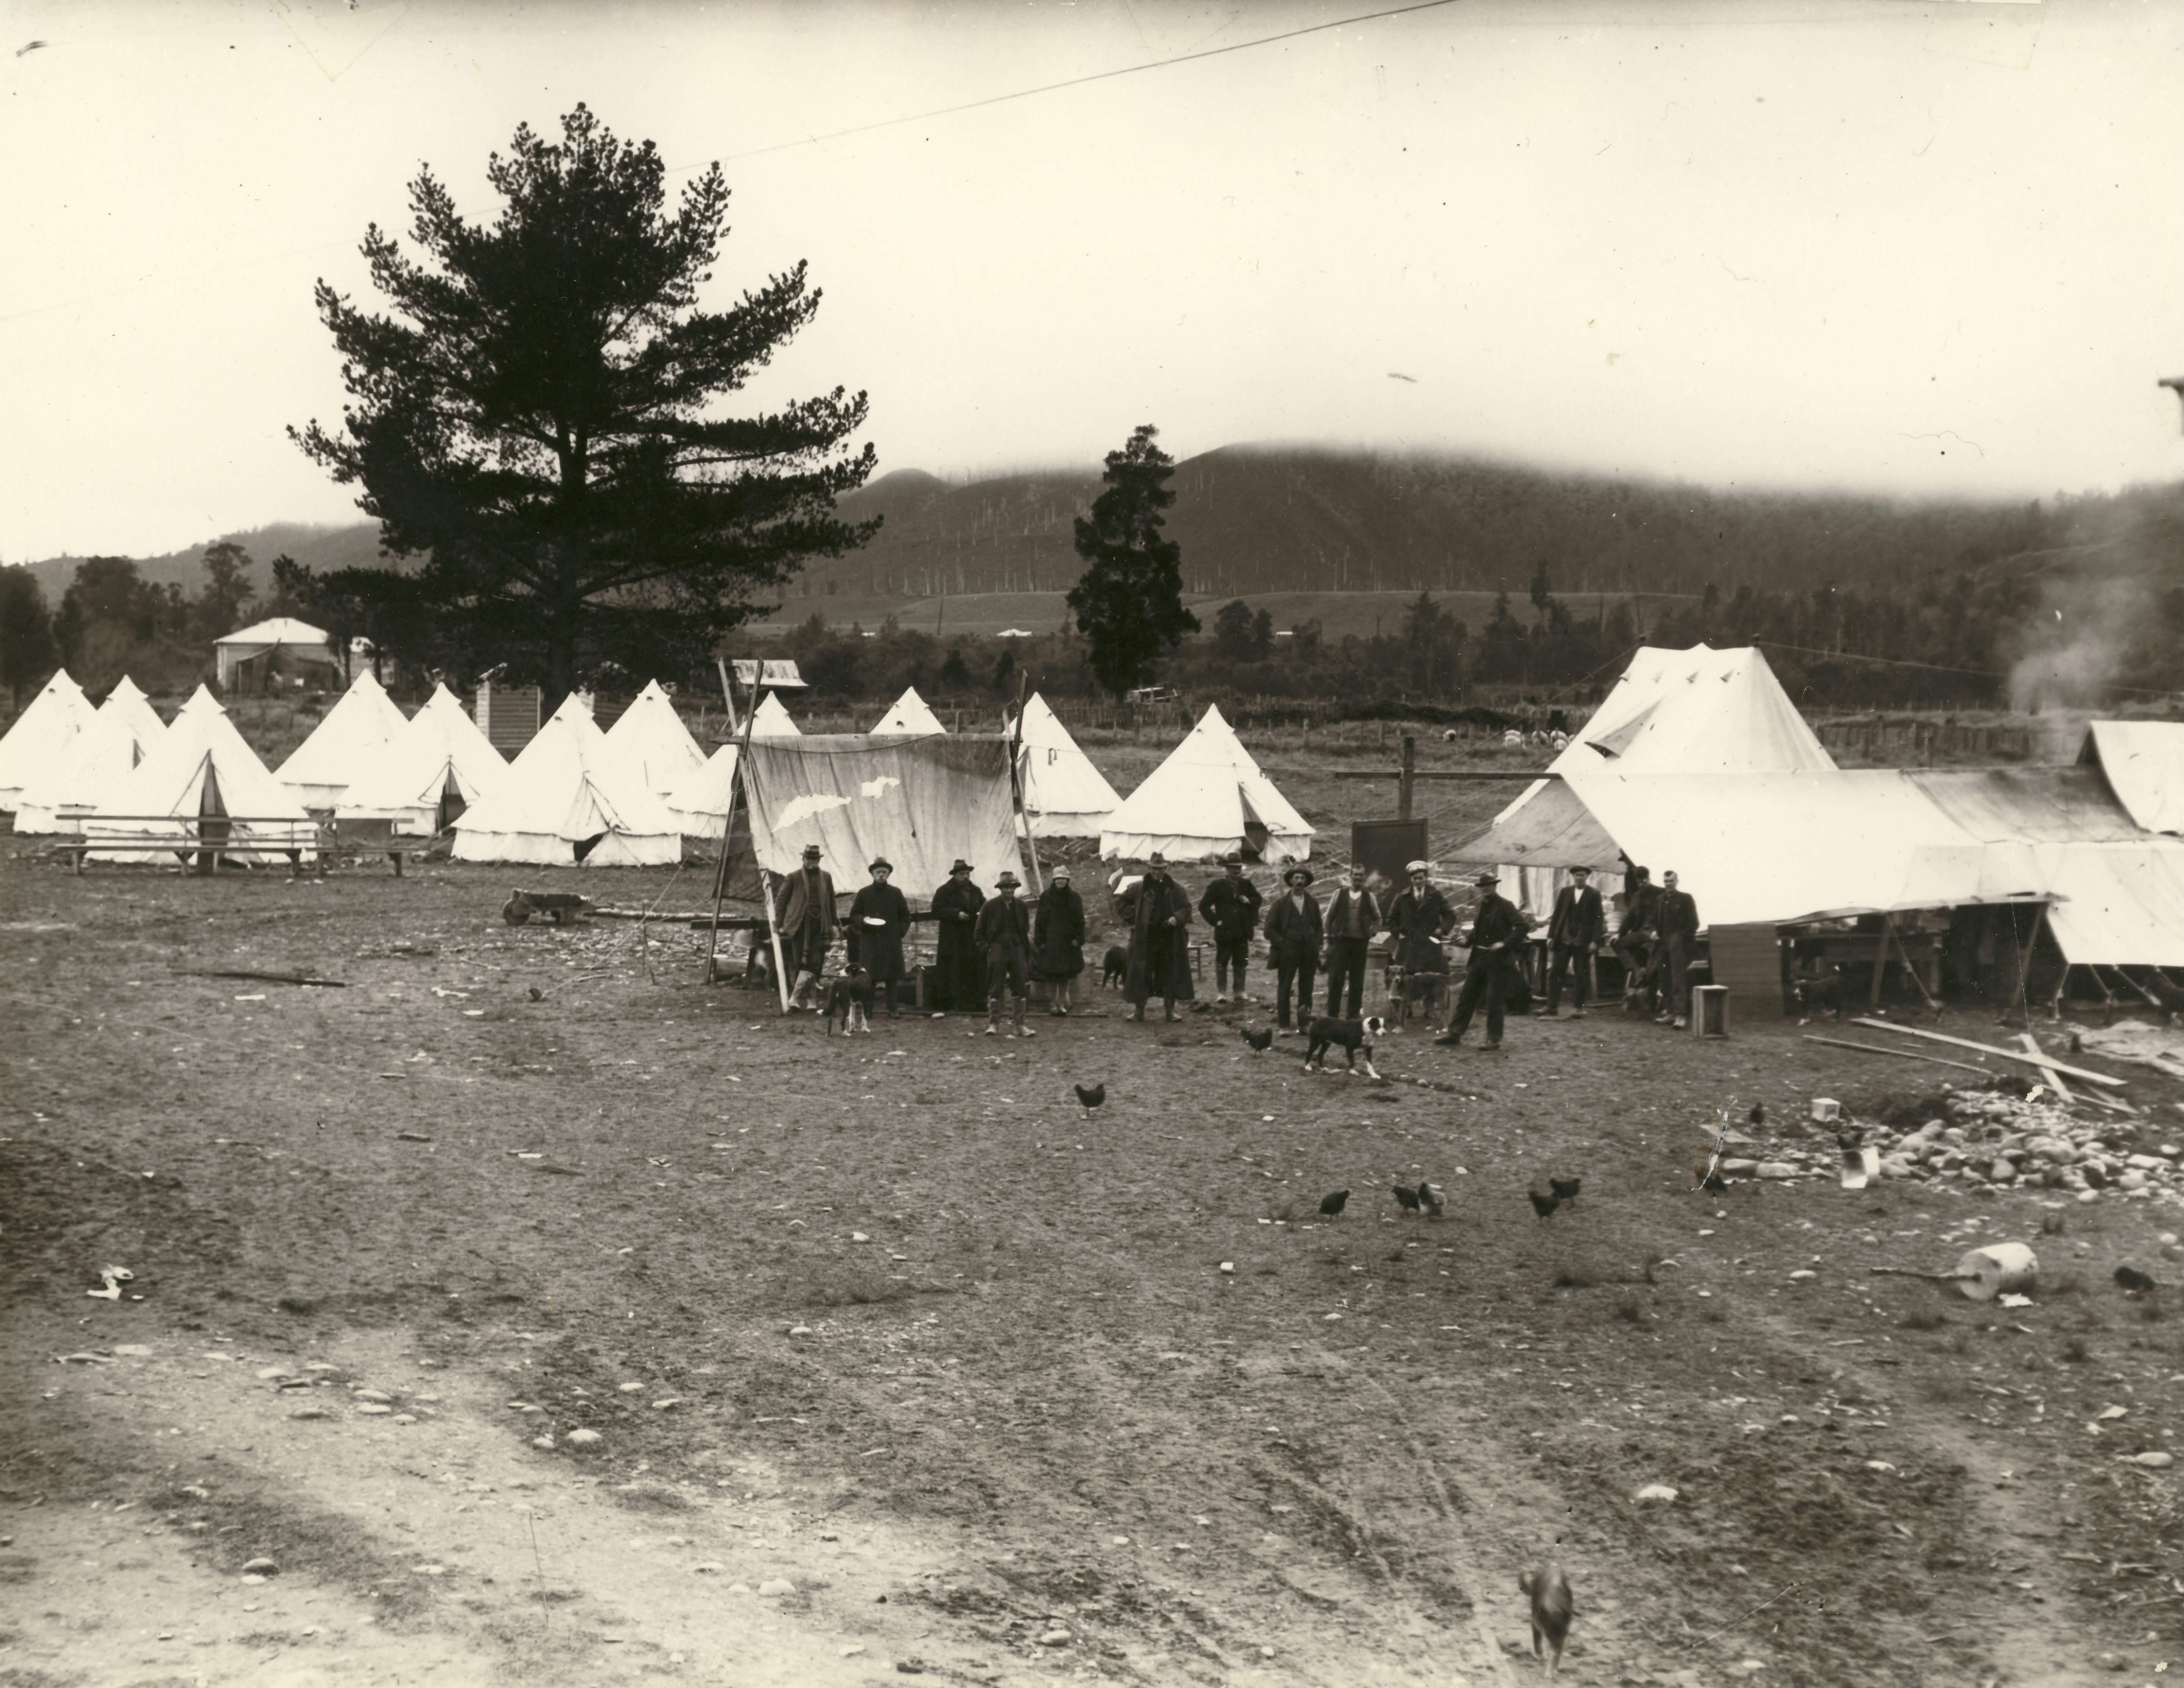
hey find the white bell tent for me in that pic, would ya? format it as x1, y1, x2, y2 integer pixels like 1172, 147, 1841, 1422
603, 680, 707, 800
274, 669, 412, 809
452, 694, 681, 865
871, 688, 946, 737
335, 682, 510, 836
13, 677, 168, 835
1008, 693, 1122, 837
1099, 704, 1313, 864
86, 685, 316, 863
0, 668, 97, 811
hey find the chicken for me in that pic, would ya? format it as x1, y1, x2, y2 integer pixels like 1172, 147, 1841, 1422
1518, 1563, 1574, 1678
1242, 1026, 1274, 1054
2115, 1265, 2161, 1295
1417, 1182, 1444, 1218
1528, 1188, 1561, 1221
1318, 1189, 1350, 1218
1392, 1184, 1421, 1215
1547, 1175, 1581, 1204
1748, 1101, 1766, 1130
1074, 1083, 1106, 1117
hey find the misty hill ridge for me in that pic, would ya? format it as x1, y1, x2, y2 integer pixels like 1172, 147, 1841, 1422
17, 446, 2132, 609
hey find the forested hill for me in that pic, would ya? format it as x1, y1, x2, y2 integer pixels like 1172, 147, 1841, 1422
21, 522, 389, 605
814, 448, 2053, 600
19, 447, 2147, 607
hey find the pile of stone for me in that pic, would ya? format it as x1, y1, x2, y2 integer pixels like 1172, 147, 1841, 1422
1724, 1088, 2184, 1205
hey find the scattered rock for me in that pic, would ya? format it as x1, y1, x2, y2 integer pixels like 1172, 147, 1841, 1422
414, 1563, 446, 1576
787, 1325, 814, 1338
241, 1558, 278, 1575
289, 1406, 330, 1420
255, 1366, 289, 1381
652, 1398, 682, 1411
1037, 1627, 1073, 1647
758, 1577, 797, 1597
567, 1428, 602, 1447
356, 1403, 393, 1416
2124, 1451, 2174, 1469
354, 1388, 392, 1403
1634, 1483, 1679, 1505
532, 1436, 556, 1450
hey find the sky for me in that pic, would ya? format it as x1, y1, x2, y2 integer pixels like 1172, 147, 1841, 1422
3, 0, 2182, 562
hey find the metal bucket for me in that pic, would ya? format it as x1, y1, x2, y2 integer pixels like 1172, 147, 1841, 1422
1954, 1242, 2039, 1301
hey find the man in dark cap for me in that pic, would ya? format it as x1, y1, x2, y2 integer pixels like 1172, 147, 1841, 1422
1652, 868, 1702, 1031
774, 843, 837, 1011
1321, 860, 1382, 1021
975, 870, 1035, 1038
931, 858, 985, 1012
1539, 865, 1605, 1020
1123, 853, 1193, 1023
846, 858, 911, 1018
1262, 865, 1322, 1033
1198, 853, 1263, 1005
1436, 871, 1521, 1049
1389, 859, 1456, 1015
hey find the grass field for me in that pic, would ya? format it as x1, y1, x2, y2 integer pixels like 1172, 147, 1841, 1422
3, 732, 2180, 1686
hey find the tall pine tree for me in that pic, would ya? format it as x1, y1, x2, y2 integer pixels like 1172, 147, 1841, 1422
1065, 425, 1197, 698
290, 105, 877, 710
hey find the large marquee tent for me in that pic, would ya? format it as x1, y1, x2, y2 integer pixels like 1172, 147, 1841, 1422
451, 695, 682, 866
1099, 704, 1313, 864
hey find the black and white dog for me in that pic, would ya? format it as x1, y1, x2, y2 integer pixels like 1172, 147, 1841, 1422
823, 965, 875, 1036
1304, 1014, 1389, 1078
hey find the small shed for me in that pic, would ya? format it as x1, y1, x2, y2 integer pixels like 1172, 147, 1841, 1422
213, 618, 340, 692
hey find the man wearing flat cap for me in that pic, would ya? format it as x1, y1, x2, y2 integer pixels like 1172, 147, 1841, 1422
1389, 860, 1456, 1008
1321, 861, 1382, 1021
1436, 870, 1522, 1049
1123, 853, 1193, 1023
1262, 865, 1323, 1033
1539, 865, 1605, 1020
975, 870, 1035, 1038
774, 843, 837, 1012
846, 858, 911, 1019
931, 858, 985, 1012
1198, 853, 1263, 1005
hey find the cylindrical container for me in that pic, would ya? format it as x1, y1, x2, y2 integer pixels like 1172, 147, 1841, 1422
1954, 1242, 2038, 1301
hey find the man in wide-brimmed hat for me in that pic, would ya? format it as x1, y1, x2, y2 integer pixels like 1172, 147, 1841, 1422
1197, 852, 1263, 1005
1122, 853, 1193, 1023
975, 869, 1036, 1037
774, 843, 837, 1011
931, 857, 985, 1012
846, 857, 911, 1019
1437, 870, 1522, 1050
1262, 864, 1322, 1033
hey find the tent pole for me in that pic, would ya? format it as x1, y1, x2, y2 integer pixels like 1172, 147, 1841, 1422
1011, 673, 1043, 894
731, 714, 794, 1014
2007, 902, 2049, 1021
715, 657, 742, 735
1883, 914, 1940, 1014
704, 671, 761, 984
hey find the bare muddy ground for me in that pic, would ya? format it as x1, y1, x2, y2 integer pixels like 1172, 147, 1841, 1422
2, 854, 2179, 1687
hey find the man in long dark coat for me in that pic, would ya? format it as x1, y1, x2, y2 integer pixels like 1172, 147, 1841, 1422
1436, 871, 1522, 1049
1032, 864, 1087, 1016
774, 843, 837, 1011
1539, 865, 1605, 1019
930, 858, 985, 1011
1262, 865, 1322, 1032
1123, 853, 1193, 1023
1652, 868, 1702, 1030
975, 870, 1035, 1038
1198, 854, 1263, 1005
846, 858, 911, 1019
1388, 860, 1456, 1012
1615, 864, 1661, 1015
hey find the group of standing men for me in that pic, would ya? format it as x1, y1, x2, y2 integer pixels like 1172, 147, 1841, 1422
773, 845, 1089, 1038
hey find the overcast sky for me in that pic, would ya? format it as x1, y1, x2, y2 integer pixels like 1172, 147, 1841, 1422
4, 0, 2181, 562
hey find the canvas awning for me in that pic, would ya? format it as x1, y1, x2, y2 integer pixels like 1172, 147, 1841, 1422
2080, 721, 2184, 835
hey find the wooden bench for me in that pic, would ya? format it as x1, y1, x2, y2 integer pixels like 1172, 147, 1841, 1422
61, 817, 323, 877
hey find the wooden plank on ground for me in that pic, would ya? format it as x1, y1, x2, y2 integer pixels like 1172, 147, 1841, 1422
2016, 1032, 2075, 1104
1847, 1017, 2128, 1088
1803, 1035, 1990, 1074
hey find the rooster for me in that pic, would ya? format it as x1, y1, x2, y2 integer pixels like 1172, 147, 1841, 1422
1318, 1189, 1350, 1218
1392, 1184, 1422, 1216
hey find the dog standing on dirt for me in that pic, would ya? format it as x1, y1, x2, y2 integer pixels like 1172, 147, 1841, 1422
1792, 967, 1844, 1020
1303, 1014, 1388, 1078
823, 965, 875, 1037
1101, 946, 1129, 989
1519, 1563, 1573, 1677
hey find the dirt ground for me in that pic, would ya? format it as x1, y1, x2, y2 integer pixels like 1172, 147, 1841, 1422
4, 746, 2182, 1686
